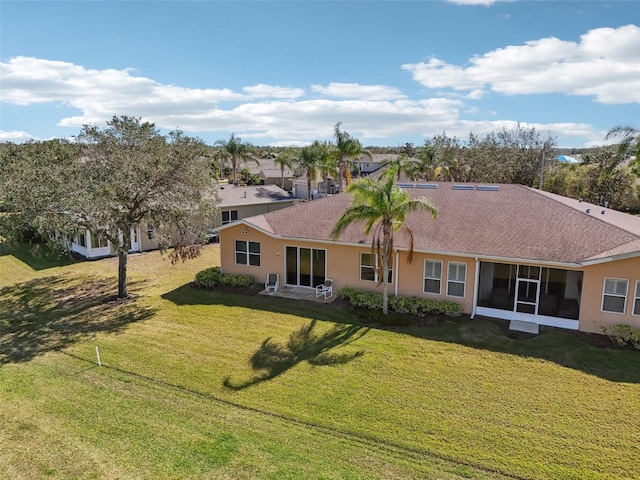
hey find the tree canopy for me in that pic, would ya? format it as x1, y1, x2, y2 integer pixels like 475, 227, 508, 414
214, 133, 258, 186
0, 115, 218, 298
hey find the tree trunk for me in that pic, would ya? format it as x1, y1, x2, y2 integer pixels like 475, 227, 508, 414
307, 172, 312, 201
338, 159, 344, 193
381, 230, 392, 315
118, 248, 128, 298
382, 277, 389, 315
232, 158, 238, 186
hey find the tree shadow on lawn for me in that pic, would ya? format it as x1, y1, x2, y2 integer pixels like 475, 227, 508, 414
162, 283, 359, 325
163, 284, 640, 384
0, 242, 79, 271
0, 274, 156, 365
223, 319, 367, 390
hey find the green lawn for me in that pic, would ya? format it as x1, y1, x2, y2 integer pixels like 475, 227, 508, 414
1, 245, 639, 480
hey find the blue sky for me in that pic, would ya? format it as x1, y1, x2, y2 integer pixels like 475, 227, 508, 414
1, 0, 639, 148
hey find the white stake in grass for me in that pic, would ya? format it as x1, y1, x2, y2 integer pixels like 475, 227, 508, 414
95, 346, 102, 367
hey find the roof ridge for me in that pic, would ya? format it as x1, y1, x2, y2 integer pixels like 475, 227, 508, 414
522, 185, 640, 239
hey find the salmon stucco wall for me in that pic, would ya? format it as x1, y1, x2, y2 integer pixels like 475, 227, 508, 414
219, 223, 640, 336
579, 256, 640, 334
219, 223, 472, 315
395, 251, 476, 314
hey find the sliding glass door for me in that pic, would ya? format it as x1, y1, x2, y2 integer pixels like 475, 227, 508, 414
285, 246, 326, 288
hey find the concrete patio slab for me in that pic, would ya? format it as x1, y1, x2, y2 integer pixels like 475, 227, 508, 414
259, 286, 337, 304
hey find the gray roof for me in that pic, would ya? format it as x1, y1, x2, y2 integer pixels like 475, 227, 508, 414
245, 158, 295, 178
239, 182, 640, 265
217, 184, 295, 208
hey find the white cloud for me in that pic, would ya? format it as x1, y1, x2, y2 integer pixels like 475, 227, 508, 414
402, 25, 640, 104
0, 56, 245, 127
0, 130, 38, 142
243, 84, 305, 99
311, 83, 407, 101
0, 51, 625, 148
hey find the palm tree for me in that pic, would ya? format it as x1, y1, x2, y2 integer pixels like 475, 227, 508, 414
331, 166, 437, 315
380, 154, 415, 181
214, 133, 258, 186
412, 144, 443, 181
605, 124, 640, 175
295, 141, 325, 201
334, 122, 372, 193
317, 142, 339, 196
274, 149, 297, 190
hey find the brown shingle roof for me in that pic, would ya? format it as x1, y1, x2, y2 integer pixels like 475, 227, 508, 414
241, 183, 640, 265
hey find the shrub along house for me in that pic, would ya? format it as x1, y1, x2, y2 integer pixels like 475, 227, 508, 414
217, 182, 640, 335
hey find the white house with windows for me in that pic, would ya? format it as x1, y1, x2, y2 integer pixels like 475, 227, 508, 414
217, 182, 640, 335
70, 226, 148, 259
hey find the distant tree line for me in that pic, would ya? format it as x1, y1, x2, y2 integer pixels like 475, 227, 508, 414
207, 123, 639, 210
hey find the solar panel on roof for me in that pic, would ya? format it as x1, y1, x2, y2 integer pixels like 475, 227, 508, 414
452, 184, 474, 190
416, 183, 438, 189
476, 185, 500, 191
396, 183, 414, 188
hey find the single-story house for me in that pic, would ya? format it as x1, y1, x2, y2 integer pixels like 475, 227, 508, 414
243, 157, 296, 191
212, 184, 298, 229
70, 184, 297, 259
70, 226, 157, 259
217, 182, 640, 334
355, 153, 396, 175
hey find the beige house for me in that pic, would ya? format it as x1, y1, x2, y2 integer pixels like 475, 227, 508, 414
243, 157, 296, 191
217, 182, 640, 334
212, 184, 298, 229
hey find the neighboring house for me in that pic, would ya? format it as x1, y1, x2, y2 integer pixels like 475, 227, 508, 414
217, 182, 640, 335
70, 184, 297, 258
212, 184, 298, 229
291, 175, 338, 200
70, 225, 159, 259
355, 153, 396, 175
244, 157, 296, 191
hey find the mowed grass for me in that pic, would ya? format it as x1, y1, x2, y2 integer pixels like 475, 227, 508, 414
1, 245, 639, 480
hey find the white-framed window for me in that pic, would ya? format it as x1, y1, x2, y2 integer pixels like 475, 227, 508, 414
90, 231, 108, 249
447, 262, 466, 298
423, 260, 442, 294
360, 252, 392, 283
634, 281, 640, 316
222, 210, 239, 225
235, 240, 260, 266
77, 232, 87, 247
602, 278, 628, 314
147, 223, 155, 240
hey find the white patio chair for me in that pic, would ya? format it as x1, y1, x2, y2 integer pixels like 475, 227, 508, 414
265, 273, 279, 293
315, 278, 333, 299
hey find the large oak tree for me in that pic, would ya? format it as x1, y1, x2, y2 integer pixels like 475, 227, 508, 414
0, 116, 218, 298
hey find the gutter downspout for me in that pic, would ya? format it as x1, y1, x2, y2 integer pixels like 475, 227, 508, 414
471, 257, 480, 319
394, 249, 399, 297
